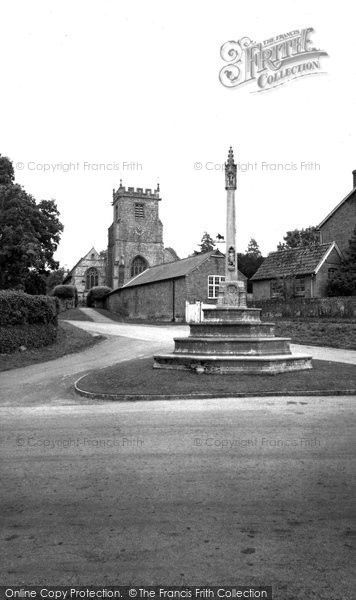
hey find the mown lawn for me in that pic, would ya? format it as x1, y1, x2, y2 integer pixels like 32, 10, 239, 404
77, 356, 356, 398
0, 321, 104, 372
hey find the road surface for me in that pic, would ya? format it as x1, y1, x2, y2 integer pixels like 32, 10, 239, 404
0, 312, 355, 599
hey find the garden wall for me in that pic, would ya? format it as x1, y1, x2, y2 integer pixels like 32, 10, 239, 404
249, 296, 356, 320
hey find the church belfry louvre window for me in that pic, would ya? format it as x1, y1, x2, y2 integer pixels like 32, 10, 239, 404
131, 256, 147, 277
86, 267, 99, 289
135, 203, 144, 218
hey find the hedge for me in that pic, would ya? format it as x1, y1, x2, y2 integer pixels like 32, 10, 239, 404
0, 323, 58, 353
0, 290, 59, 353
0, 290, 59, 326
86, 286, 112, 307
52, 284, 76, 299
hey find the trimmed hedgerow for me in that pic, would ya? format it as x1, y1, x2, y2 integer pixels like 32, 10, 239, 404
52, 284, 76, 299
0, 323, 58, 353
0, 290, 58, 326
86, 286, 112, 307
0, 290, 59, 353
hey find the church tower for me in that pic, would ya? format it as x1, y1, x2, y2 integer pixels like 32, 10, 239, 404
107, 182, 165, 289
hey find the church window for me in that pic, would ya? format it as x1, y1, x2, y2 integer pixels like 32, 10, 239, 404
135, 203, 144, 218
86, 267, 99, 289
131, 256, 147, 277
208, 275, 225, 298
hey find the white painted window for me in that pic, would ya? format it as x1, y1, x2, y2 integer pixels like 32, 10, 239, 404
208, 275, 225, 298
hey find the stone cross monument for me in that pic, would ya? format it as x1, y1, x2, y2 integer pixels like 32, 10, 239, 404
153, 147, 312, 374
217, 147, 247, 307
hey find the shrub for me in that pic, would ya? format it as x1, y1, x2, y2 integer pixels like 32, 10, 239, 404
0, 323, 57, 353
52, 284, 76, 299
0, 290, 58, 326
0, 290, 59, 353
86, 286, 112, 307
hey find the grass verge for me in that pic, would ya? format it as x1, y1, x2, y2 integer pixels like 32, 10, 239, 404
0, 321, 105, 372
58, 308, 94, 321
76, 356, 356, 399
274, 319, 356, 350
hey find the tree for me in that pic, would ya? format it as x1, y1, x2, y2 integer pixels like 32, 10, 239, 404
0, 156, 63, 289
193, 232, 216, 255
237, 238, 264, 292
246, 238, 262, 257
277, 226, 319, 251
0, 155, 15, 185
24, 272, 47, 295
326, 226, 356, 296
46, 268, 66, 293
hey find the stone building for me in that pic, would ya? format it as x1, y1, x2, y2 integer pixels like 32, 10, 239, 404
317, 170, 356, 256
107, 182, 178, 289
63, 247, 106, 303
105, 250, 247, 321
251, 242, 342, 300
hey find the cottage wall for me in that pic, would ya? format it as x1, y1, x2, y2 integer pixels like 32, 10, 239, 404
319, 192, 356, 255
313, 247, 342, 297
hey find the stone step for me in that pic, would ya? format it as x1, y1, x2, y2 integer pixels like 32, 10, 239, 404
203, 307, 262, 323
190, 322, 275, 338
173, 336, 291, 356
153, 353, 313, 374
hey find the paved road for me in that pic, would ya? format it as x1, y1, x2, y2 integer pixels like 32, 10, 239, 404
0, 310, 355, 598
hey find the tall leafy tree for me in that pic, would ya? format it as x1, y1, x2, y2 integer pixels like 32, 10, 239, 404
246, 238, 262, 257
326, 226, 356, 296
193, 232, 216, 255
0, 155, 63, 289
238, 238, 264, 292
46, 268, 66, 293
277, 226, 319, 251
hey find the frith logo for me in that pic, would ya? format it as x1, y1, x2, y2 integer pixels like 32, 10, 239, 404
219, 28, 328, 92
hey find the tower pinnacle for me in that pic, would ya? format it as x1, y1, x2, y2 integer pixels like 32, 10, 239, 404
225, 146, 237, 190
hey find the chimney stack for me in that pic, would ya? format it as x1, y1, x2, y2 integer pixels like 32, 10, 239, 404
353, 170, 356, 188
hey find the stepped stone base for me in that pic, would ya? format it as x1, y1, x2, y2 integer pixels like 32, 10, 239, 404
153, 353, 312, 374
173, 336, 292, 356
153, 305, 312, 375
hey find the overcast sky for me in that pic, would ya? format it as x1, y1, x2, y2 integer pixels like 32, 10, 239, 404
1, 0, 355, 268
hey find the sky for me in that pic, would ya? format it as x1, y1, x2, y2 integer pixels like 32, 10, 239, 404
1, 0, 355, 269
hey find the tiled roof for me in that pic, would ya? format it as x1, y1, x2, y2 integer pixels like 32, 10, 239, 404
120, 250, 246, 289
122, 251, 221, 288
251, 243, 335, 281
